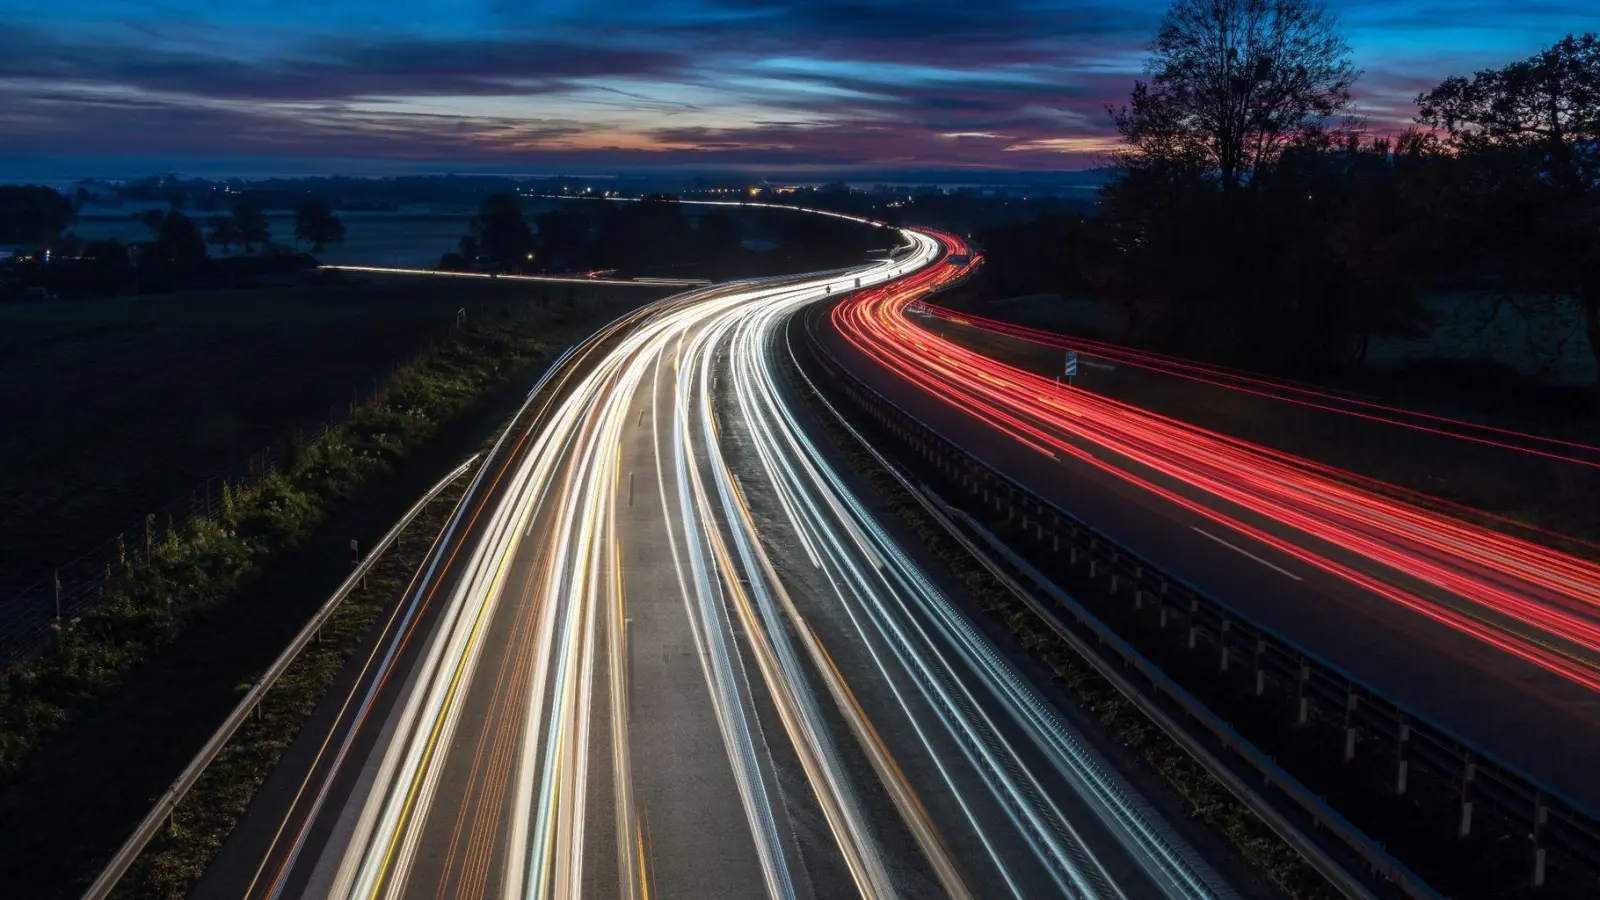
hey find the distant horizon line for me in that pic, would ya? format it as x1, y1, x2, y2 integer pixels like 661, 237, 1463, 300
0, 155, 1110, 188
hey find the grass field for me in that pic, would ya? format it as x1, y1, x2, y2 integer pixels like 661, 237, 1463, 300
0, 283, 667, 897
0, 277, 664, 589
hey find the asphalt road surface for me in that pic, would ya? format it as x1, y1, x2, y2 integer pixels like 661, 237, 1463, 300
196, 225, 1238, 900
822, 256, 1600, 815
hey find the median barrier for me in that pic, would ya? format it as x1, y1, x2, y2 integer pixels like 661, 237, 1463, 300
799, 313, 1600, 895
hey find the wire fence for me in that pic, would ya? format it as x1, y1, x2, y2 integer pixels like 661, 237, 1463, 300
0, 318, 471, 665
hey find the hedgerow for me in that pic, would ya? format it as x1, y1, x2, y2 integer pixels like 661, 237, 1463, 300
0, 319, 548, 781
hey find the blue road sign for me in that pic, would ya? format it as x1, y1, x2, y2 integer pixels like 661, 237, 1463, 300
1065, 351, 1079, 378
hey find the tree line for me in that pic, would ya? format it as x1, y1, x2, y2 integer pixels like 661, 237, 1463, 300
1, 191, 346, 297
984, 0, 1600, 395
441, 193, 888, 278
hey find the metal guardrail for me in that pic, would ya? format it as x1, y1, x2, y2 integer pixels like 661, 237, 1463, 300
80, 454, 479, 900
79, 271, 669, 900
801, 324, 1600, 894
798, 338, 1417, 898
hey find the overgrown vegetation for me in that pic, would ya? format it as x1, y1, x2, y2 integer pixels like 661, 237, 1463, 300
108, 472, 472, 899
984, 2, 1600, 395
0, 278, 652, 587
0, 317, 551, 781
441, 191, 897, 280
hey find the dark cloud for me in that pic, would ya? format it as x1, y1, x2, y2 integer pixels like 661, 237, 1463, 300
0, 28, 687, 102
736, 68, 1128, 148
683, 0, 1149, 45
0, 3, 1142, 169
4, 0, 1569, 170
0, 86, 591, 158
642, 112, 1115, 169
573, 0, 1157, 69
0, 79, 1109, 169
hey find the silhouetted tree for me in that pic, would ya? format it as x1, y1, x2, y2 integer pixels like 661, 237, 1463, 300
230, 202, 271, 253
1319, 133, 1434, 362
81, 238, 133, 291
1417, 32, 1600, 397
978, 212, 1115, 301
1417, 33, 1600, 198
596, 195, 690, 272
534, 209, 591, 271
469, 194, 533, 267
50, 231, 83, 257
155, 211, 207, 268
1066, 0, 1433, 370
294, 198, 345, 252
1111, 0, 1359, 190
206, 214, 240, 254
138, 208, 167, 238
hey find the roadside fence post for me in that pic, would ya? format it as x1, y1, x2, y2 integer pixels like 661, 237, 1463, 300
1395, 721, 1410, 795
1253, 639, 1266, 696
1343, 689, 1359, 762
1533, 793, 1548, 887
1297, 663, 1311, 725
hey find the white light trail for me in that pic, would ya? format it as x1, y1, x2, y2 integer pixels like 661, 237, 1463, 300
266, 218, 1227, 900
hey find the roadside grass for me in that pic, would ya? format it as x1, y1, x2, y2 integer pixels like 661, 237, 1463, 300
0, 304, 606, 779
0, 288, 660, 898
0, 276, 651, 587
110, 471, 473, 899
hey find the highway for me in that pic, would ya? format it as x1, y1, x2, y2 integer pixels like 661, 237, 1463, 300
822, 241, 1600, 813
197, 226, 1237, 900
316, 264, 712, 288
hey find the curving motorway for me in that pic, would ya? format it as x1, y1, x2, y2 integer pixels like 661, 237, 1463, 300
823, 242, 1600, 813
196, 224, 1239, 900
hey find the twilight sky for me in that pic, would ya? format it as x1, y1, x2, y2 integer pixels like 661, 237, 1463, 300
0, 1, 1592, 174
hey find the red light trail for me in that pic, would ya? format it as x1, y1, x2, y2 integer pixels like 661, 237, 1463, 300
831, 235, 1600, 694
922, 307, 1600, 468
